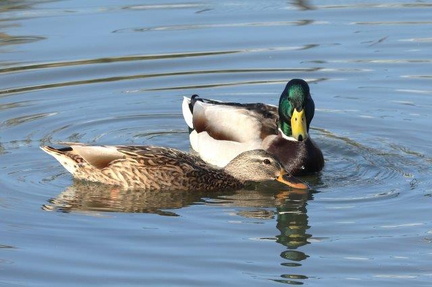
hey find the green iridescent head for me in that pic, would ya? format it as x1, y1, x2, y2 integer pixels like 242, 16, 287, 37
278, 79, 315, 141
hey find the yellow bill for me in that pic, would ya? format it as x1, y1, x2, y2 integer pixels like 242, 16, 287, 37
291, 109, 308, 141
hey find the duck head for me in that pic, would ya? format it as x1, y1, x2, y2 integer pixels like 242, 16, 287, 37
278, 79, 315, 141
224, 149, 308, 189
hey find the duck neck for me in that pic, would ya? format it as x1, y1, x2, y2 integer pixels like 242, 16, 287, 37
223, 162, 248, 184
279, 120, 292, 138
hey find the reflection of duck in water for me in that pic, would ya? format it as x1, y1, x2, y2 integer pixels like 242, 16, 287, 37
41, 144, 307, 191
42, 181, 311, 219
275, 191, 312, 249
42, 181, 231, 215
219, 188, 312, 249
182, 79, 324, 175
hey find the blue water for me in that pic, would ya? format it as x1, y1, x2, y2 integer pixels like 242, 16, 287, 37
1, 1, 432, 286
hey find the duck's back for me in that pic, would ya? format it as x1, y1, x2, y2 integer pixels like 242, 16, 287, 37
42, 145, 243, 191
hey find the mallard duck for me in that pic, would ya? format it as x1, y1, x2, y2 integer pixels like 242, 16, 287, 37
182, 78, 324, 176
41, 144, 308, 191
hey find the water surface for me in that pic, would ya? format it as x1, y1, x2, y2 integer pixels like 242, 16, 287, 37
1, 1, 432, 286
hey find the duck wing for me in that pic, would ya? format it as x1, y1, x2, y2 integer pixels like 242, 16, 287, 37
115, 145, 209, 170
182, 96, 279, 167
40, 144, 127, 183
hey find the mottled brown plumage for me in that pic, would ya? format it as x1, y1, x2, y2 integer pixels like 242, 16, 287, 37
41, 144, 307, 191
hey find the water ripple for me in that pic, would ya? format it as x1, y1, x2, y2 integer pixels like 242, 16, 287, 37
308, 128, 428, 206
1, 112, 56, 128
0, 66, 321, 95
113, 20, 317, 33
40, 114, 187, 146
0, 51, 236, 73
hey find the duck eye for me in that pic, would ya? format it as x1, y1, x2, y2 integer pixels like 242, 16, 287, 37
263, 159, 271, 165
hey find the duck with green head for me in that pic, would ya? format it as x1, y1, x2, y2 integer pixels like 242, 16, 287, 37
182, 79, 324, 176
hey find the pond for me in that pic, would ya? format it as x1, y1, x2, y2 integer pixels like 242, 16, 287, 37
1, 0, 431, 286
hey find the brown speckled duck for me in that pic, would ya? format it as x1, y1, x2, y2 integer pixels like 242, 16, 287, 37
41, 144, 308, 191
182, 79, 324, 176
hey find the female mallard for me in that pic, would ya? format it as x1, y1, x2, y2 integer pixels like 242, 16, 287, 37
41, 144, 308, 191
182, 79, 324, 176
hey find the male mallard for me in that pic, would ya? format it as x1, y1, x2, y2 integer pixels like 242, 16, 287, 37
41, 144, 308, 191
182, 79, 324, 175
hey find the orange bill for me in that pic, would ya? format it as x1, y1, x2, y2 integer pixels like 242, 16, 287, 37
276, 173, 309, 190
